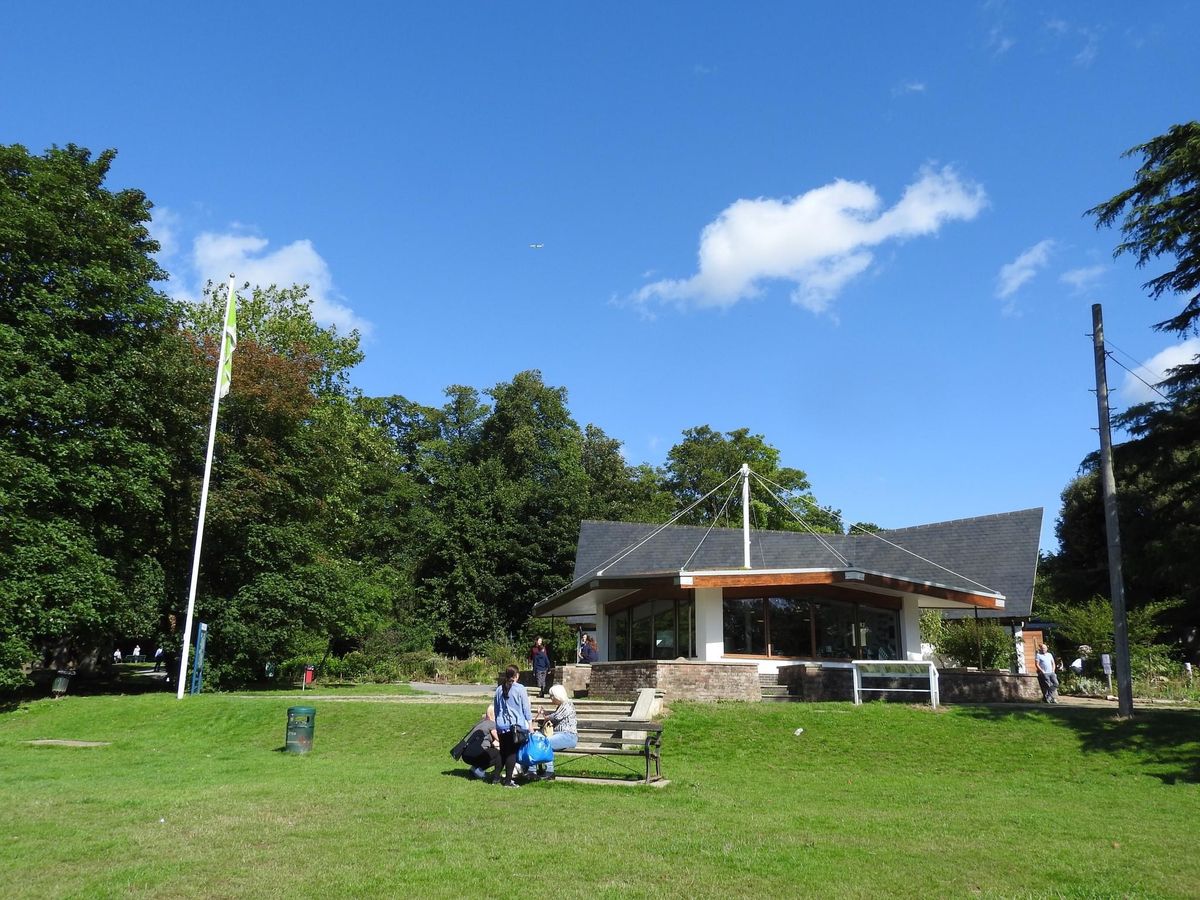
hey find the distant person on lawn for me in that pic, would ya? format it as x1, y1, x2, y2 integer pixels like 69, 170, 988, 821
531, 640, 552, 698
1035, 643, 1059, 703
494, 665, 532, 788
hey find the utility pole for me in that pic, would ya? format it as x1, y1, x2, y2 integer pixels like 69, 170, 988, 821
1091, 303, 1135, 717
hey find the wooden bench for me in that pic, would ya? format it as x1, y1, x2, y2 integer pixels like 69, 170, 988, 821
553, 719, 664, 784
852, 660, 940, 708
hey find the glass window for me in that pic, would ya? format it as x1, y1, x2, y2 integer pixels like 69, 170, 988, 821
631, 602, 654, 660
769, 597, 812, 658
653, 599, 676, 660
609, 608, 629, 661
679, 597, 695, 658
814, 600, 855, 659
723, 598, 766, 655
857, 606, 900, 660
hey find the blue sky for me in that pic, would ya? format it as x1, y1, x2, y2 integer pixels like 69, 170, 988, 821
5, 2, 1199, 551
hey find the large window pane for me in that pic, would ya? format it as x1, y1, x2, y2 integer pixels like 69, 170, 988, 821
653, 599, 676, 660
609, 608, 630, 661
814, 600, 855, 659
857, 606, 900, 660
679, 598, 695, 658
723, 598, 765, 655
631, 602, 654, 659
769, 597, 812, 658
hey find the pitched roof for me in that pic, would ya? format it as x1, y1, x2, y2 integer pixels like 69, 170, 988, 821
571, 507, 1042, 617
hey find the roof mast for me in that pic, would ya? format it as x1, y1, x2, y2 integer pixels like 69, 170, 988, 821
741, 463, 751, 568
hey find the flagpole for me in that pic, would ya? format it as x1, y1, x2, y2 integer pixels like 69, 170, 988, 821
177, 275, 236, 699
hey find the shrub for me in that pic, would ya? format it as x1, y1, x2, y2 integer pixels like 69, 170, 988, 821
936, 618, 1015, 670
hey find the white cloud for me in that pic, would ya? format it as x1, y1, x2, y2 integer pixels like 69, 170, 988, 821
892, 81, 927, 96
635, 165, 987, 314
147, 206, 182, 261
996, 240, 1055, 310
158, 218, 370, 337
1060, 264, 1107, 294
1118, 338, 1200, 405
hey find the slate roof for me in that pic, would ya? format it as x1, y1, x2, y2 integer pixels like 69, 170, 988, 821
571, 507, 1042, 617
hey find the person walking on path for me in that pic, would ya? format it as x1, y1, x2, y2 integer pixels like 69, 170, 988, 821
1035, 643, 1059, 703
531, 640, 552, 698
494, 665, 532, 788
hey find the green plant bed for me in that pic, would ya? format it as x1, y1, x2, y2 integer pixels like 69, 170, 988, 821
1, 695, 1197, 897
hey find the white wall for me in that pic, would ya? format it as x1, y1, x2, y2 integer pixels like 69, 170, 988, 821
901, 596, 923, 661
594, 612, 608, 663
694, 587, 724, 662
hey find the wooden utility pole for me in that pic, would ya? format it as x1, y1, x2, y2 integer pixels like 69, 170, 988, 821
1091, 303, 1135, 717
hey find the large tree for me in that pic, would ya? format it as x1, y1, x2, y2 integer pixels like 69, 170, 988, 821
1045, 122, 1200, 660
1088, 121, 1200, 354
171, 283, 398, 684
0, 144, 188, 687
663, 426, 841, 532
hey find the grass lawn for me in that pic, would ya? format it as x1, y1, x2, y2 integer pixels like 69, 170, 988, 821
1, 693, 1197, 898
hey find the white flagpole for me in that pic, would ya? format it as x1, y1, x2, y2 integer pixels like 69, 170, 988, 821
177, 275, 236, 699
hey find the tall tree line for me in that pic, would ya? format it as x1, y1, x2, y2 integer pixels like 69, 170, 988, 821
0, 143, 843, 688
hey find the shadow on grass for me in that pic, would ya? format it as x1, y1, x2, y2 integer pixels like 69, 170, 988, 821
957, 704, 1200, 784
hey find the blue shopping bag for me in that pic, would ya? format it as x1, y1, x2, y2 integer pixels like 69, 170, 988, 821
517, 731, 554, 768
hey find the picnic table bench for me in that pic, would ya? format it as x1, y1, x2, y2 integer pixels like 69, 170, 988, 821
554, 718, 664, 783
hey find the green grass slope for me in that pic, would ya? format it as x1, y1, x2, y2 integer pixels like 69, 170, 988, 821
1, 694, 1196, 898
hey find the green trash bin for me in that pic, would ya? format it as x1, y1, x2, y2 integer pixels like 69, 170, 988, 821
51, 670, 74, 698
285, 706, 316, 754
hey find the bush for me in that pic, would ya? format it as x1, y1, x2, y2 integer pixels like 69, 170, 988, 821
936, 618, 1015, 670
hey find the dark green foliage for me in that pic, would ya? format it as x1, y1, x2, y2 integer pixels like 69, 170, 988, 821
664, 425, 841, 532
0, 144, 188, 684
1088, 121, 1200, 347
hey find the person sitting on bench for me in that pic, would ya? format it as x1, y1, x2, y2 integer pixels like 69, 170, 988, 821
533, 684, 578, 781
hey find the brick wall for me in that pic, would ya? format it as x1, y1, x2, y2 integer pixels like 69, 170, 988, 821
938, 669, 1041, 702
777, 664, 1041, 703
588, 660, 762, 701
552, 664, 591, 697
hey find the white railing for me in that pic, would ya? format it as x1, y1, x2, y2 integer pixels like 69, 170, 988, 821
851, 660, 939, 709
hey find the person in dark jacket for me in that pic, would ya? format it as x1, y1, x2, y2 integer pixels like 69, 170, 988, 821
531, 639, 552, 698
451, 706, 501, 780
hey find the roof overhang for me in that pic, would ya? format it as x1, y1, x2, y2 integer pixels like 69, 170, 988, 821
535, 567, 1005, 618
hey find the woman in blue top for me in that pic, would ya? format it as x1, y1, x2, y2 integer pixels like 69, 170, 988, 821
493, 664, 532, 787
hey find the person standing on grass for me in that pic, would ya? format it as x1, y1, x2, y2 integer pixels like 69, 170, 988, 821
1035, 643, 1059, 703
533, 684, 578, 781
531, 640, 552, 698
494, 665, 532, 788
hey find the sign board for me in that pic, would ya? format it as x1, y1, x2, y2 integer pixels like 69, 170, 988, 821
1101, 653, 1112, 675
189, 622, 208, 695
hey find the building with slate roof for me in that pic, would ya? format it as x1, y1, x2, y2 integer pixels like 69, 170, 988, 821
535, 506, 1042, 674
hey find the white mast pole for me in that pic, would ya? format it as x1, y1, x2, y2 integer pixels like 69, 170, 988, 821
741, 463, 751, 568
177, 275, 235, 699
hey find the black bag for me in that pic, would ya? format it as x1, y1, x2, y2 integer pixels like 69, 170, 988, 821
510, 724, 530, 748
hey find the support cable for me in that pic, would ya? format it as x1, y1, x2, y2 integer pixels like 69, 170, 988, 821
680, 477, 742, 571
753, 471, 1000, 595
749, 471, 850, 566
543, 470, 742, 600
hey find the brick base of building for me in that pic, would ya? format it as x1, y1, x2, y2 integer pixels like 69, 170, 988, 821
776, 664, 1042, 703
584, 660, 762, 701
